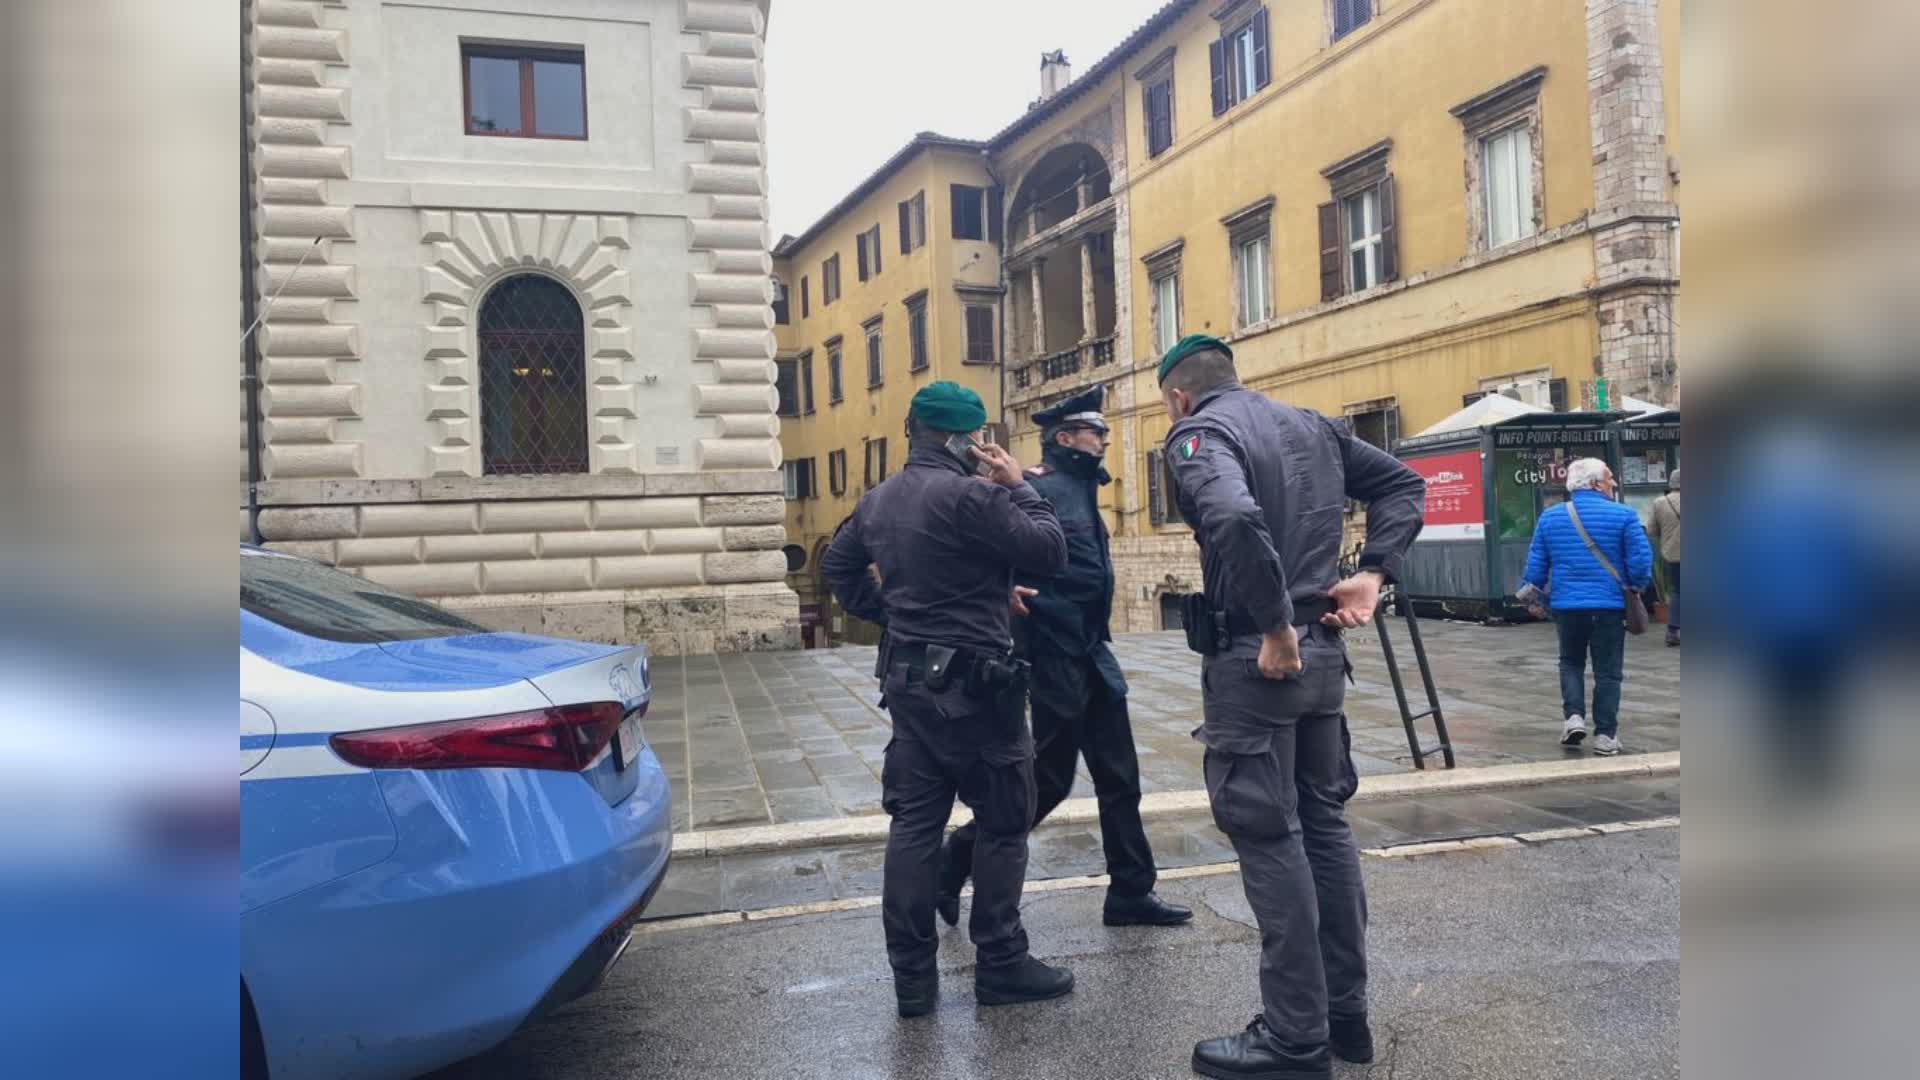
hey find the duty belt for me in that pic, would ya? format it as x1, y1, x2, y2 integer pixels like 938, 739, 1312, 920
890, 642, 1028, 695
1223, 595, 1335, 636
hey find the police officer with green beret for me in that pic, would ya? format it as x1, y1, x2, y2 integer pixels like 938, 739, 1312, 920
1154, 337, 1426, 1080
936, 384, 1192, 931
820, 380, 1075, 1018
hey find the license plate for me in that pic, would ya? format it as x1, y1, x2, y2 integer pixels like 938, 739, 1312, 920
616, 714, 643, 769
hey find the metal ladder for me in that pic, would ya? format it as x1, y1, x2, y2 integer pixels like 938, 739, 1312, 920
1372, 587, 1456, 770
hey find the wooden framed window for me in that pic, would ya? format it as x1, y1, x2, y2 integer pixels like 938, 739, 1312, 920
771, 275, 790, 325
775, 358, 800, 417
1319, 140, 1397, 300
1144, 77, 1174, 157
1208, 6, 1269, 116
1453, 67, 1548, 254
828, 449, 847, 495
1344, 398, 1400, 453
1146, 449, 1186, 526
822, 255, 841, 305
826, 340, 844, 404
898, 191, 926, 254
1223, 196, 1274, 328
904, 292, 930, 372
963, 304, 996, 365
462, 43, 587, 140
782, 458, 816, 499
856, 224, 883, 282
864, 315, 885, 389
951, 185, 986, 241
800, 275, 810, 318
863, 437, 889, 488
798, 350, 816, 415
1331, 0, 1373, 42
1152, 272, 1181, 354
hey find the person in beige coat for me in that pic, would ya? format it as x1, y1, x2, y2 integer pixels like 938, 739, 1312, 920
1645, 469, 1682, 646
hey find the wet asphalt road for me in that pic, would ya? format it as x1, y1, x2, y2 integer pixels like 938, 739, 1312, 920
432, 828, 1678, 1080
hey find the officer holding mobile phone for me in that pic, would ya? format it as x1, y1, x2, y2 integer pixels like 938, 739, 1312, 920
820, 380, 1073, 1019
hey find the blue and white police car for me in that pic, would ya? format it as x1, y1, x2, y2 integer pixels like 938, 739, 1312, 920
240, 546, 671, 1079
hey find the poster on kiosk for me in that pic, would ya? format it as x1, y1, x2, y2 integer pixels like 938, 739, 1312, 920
1393, 399, 1627, 618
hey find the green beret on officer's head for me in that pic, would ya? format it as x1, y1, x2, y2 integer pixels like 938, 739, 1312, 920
909, 380, 987, 433
1157, 333, 1233, 384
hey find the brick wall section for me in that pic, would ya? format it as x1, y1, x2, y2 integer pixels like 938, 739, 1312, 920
1587, 0, 1679, 405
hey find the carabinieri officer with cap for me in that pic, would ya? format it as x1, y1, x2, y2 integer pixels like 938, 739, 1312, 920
820, 380, 1075, 1019
1154, 336, 1425, 1080
936, 384, 1192, 931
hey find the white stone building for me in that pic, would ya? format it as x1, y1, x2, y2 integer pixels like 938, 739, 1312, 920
243, 0, 799, 654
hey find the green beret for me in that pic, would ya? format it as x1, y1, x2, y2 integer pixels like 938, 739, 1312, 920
1157, 333, 1233, 384
909, 380, 987, 432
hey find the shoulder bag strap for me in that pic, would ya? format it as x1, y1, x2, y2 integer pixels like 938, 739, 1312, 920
1566, 501, 1626, 588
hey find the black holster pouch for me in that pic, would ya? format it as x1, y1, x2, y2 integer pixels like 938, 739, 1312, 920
1181, 593, 1229, 656
965, 654, 1030, 699
922, 645, 960, 691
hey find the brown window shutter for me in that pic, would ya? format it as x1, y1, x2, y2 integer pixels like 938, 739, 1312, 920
1252, 7, 1271, 91
987, 187, 1004, 245
1378, 175, 1399, 282
1385, 406, 1401, 451
1317, 201, 1343, 301
1209, 39, 1228, 115
899, 202, 912, 254
856, 239, 868, 282
1147, 450, 1166, 524
1550, 378, 1569, 412
800, 276, 809, 317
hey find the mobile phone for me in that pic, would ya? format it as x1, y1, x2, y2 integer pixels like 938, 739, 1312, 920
946, 432, 988, 474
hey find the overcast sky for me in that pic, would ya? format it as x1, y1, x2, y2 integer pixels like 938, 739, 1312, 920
763, 0, 1171, 239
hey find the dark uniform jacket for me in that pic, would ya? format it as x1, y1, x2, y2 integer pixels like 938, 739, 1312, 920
821, 441, 1066, 655
1014, 443, 1114, 659
1166, 384, 1426, 653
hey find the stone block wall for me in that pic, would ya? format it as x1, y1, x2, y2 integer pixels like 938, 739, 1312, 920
254, 475, 799, 655
1586, 0, 1679, 405
1109, 535, 1202, 634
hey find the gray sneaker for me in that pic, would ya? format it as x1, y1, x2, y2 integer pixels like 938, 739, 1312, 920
1592, 734, 1621, 756
1560, 715, 1587, 747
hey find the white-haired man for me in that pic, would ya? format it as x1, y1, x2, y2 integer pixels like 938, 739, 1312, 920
1519, 458, 1654, 754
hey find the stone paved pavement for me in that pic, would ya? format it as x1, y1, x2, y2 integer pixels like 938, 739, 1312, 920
639, 619, 1681, 833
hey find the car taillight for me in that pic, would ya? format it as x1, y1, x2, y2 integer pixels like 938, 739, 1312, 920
329, 702, 626, 772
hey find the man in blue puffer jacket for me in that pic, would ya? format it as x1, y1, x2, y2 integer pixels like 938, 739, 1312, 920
1520, 457, 1654, 755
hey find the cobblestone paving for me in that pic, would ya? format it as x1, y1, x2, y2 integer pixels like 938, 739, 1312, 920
638, 619, 1681, 833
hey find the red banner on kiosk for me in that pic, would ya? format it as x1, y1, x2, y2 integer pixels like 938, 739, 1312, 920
1409, 450, 1483, 535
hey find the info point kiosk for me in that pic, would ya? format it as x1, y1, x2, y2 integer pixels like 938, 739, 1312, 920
1394, 408, 1626, 620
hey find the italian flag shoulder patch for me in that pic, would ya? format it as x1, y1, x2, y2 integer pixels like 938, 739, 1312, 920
1177, 433, 1202, 460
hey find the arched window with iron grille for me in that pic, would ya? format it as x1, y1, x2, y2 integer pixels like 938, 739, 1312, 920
478, 274, 588, 475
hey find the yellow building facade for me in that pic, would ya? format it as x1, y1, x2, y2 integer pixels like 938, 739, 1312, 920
771, 137, 1005, 643
780, 0, 1679, 641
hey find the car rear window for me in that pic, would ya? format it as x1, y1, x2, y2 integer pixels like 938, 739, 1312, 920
241, 551, 488, 643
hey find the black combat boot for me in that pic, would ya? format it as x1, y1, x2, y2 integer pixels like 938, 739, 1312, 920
1191, 1016, 1331, 1080
1103, 890, 1194, 927
935, 835, 967, 927
973, 955, 1074, 1006
1329, 1012, 1374, 1064
895, 973, 938, 1018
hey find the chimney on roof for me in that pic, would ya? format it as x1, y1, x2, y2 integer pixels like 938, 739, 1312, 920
1039, 50, 1072, 101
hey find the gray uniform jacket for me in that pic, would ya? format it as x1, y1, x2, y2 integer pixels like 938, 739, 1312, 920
1165, 384, 1426, 650
821, 442, 1067, 655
